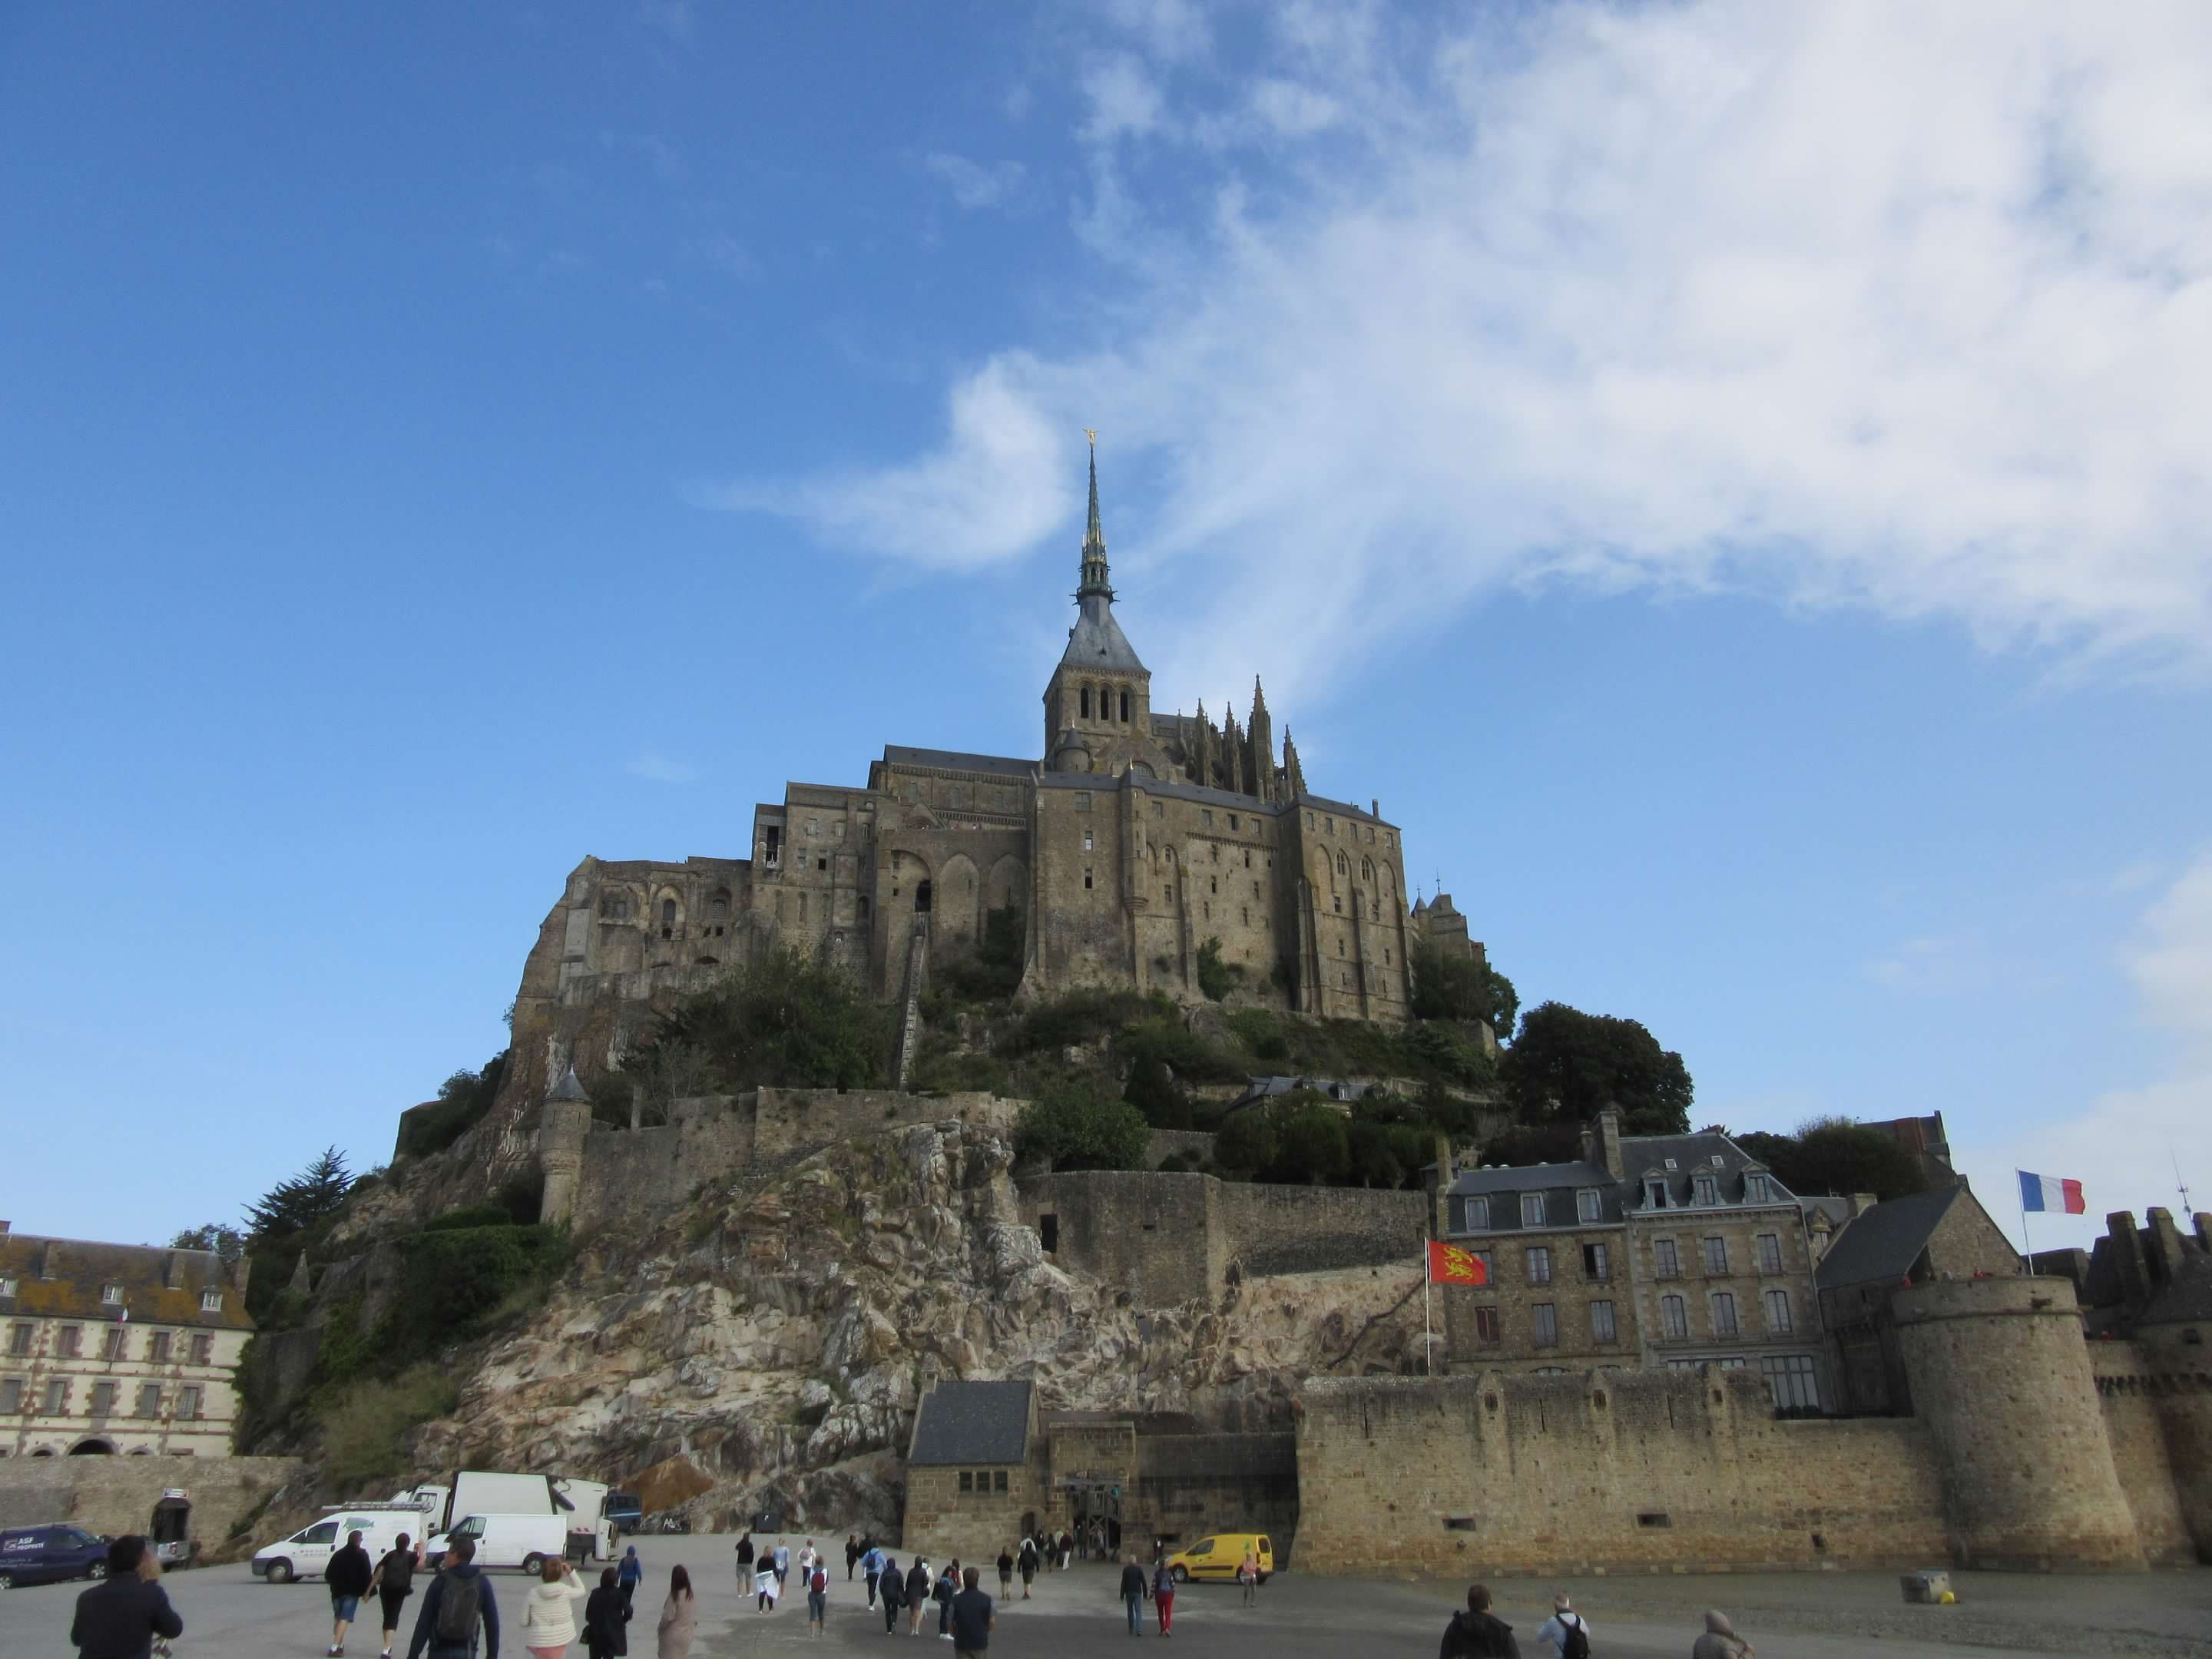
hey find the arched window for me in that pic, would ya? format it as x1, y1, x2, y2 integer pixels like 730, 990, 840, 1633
1336, 853, 1349, 876
914, 880, 932, 913
1080, 687, 1091, 719
1119, 690, 1130, 722
661, 898, 677, 938
1362, 858, 1374, 883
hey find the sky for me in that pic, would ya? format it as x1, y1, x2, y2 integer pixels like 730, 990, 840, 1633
2, 2, 2208, 1259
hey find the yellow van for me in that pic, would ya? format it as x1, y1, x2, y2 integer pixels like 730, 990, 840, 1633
1164, 1533, 1273, 1584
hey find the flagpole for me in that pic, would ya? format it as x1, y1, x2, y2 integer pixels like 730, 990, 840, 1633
2018, 1174, 2033, 1276
1424, 1272, 1432, 1377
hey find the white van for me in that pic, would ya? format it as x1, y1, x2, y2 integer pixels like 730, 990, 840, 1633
426, 1512, 568, 1574
253, 1508, 422, 1584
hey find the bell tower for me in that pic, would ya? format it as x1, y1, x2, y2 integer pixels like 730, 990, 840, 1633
1043, 439, 1163, 775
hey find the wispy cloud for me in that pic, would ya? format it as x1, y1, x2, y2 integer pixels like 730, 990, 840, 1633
2124, 848, 2212, 1035
923, 153, 1028, 211
716, 2, 2212, 707
628, 753, 698, 785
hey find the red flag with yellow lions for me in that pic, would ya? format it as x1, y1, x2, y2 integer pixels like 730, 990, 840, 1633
1426, 1241, 1488, 1285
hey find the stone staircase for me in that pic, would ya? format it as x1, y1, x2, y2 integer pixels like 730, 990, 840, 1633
892, 921, 930, 1090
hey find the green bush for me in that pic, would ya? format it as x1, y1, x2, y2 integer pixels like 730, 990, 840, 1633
396, 1053, 511, 1159
638, 948, 894, 1093
1015, 1078, 1151, 1171
1215, 1091, 1353, 1184
1224, 1008, 1289, 1061
908, 1049, 1012, 1095
1002, 988, 1171, 1056
1195, 937, 1244, 1002
932, 906, 1027, 1005
319, 1365, 460, 1495
420, 1202, 515, 1233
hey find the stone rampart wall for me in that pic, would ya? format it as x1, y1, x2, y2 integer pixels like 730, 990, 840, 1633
2091, 1343, 2197, 1565
1214, 1182, 1427, 1278
1134, 1432, 1300, 1562
1294, 1370, 1950, 1575
0, 1455, 307, 1563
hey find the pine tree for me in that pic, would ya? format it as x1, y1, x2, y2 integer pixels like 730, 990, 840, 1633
243, 1147, 354, 1243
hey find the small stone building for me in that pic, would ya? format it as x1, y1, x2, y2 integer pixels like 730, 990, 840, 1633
902, 1380, 1045, 1561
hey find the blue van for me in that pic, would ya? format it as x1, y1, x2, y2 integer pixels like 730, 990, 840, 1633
0, 1523, 109, 1589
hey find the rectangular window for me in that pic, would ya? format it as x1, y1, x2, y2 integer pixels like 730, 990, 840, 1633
1471, 1249, 1492, 1283
1746, 1174, 1771, 1203
1325, 817, 1334, 834
1757, 1233, 1783, 1273
994, 1470, 1008, 1493
1763, 1288, 1793, 1333
1712, 1292, 1740, 1336
1229, 815, 1239, 830
0, 1277, 15, 1297
1654, 1238, 1680, 1279
1576, 1188, 1602, 1223
42, 1380, 67, 1413
0, 1378, 20, 1413
148, 1330, 172, 1365
199, 1291, 223, 1313
6, 1325, 30, 1357
1472, 1306, 1501, 1346
190, 1334, 213, 1365
1083, 869, 1094, 890
1644, 1179, 1667, 1209
959, 1471, 975, 1492
1531, 1303, 1558, 1346
1590, 1300, 1618, 1343
135, 1384, 161, 1418
1151, 802, 1163, 819
100, 1283, 122, 1305
1075, 792, 1091, 812
90, 1382, 117, 1416
103, 1326, 127, 1359
1760, 1354, 1820, 1412
176, 1386, 201, 1419
1083, 831, 1093, 851
1525, 1247, 1551, 1284
1661, 1295, 1688, 1339
1519, 1192, 1545, 1226
1702, 1237, 1729, 1276
1582, 1242, 1610, 1281
1202, 810, 1213, 826
56, 1326, 81, 1358
1692, 1174, 1718, 1206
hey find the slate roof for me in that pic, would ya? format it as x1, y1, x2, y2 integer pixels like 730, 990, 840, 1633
0, 1235, 254, 1331
1445, 1131, 1800, 1237
907, 1379, 1033, 1466
1813, 1186, 1964, 1292
1296, 793, 1389, 827
882, 747, 1036, 780
1061, 598, 1147, 673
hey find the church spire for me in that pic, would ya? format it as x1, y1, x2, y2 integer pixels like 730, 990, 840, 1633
1078, 432, 1112, 602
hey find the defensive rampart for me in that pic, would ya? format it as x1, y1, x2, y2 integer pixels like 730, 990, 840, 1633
0, 1454, 307, 1563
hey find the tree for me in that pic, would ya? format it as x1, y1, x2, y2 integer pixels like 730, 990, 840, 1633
1738, 1118, 1929, 1201
1498, 1002, 1692, 1135
641, 948, 893, 1093
243, 1147, 354, 1243
169, 1224, 245, 1263
1015, 1079, 1151, 1171
1215, 1091, 1352, 1185
1410, 948, 1518, 1039
1194, 937, 1243, 1002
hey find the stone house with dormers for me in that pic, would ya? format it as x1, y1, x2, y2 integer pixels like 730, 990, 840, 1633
0, 1228, 254, 1459
1438, 1110, 1839, 1412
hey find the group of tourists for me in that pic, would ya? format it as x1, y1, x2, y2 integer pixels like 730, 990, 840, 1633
730, 1532, 833, 1635
1438, 1585, 1757, 1659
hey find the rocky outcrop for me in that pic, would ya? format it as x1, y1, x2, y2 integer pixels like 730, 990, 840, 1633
404, 1120, 1426, 1535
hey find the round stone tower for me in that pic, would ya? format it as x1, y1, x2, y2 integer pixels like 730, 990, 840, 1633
1892, 1275, 2145, 1570
535, 1066, 594, 1227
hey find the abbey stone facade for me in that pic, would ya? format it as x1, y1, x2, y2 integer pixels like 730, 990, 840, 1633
500, 453, 1468, 1108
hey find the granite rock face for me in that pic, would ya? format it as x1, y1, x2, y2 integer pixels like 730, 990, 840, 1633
406, 1121, 1426, 1536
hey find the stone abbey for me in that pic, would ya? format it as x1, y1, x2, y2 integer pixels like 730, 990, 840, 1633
504, 448, 1467, 1103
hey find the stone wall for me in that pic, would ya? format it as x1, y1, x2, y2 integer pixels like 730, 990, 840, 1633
902, 1461, 1048, 1563
0, 1454, 306, 1563
2091, 1343, 2197, 1565
1134, 1432, 1299, 1561
1294, 1369, 1951, 1575
1214, 1183, 1428, 1279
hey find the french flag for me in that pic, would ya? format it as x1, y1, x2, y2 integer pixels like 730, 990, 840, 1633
2018, 1170, 2085, 1214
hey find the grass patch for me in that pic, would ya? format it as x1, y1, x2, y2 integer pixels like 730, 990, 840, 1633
320, 1365, 461, 1495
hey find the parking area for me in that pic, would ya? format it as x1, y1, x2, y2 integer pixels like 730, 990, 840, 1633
3, 1536, 2205, 1657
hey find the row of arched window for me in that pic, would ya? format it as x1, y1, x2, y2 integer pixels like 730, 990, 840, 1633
1078, 684, 1131, 724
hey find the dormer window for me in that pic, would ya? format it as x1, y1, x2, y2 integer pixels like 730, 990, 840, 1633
1664, 1157, 1678, 1171
1692, 1174, 1719, 1207
1519, 1193, 1545, 1226
1576, 1189, 1603, 1224
1462, 1196, 1490, 1230
199, 1291, 223, 1313
100, 1283, 124, 1305
1745, 1174, 1771, 1204
1644, 1180, 1667, 1209
0, 1277, 15, 1298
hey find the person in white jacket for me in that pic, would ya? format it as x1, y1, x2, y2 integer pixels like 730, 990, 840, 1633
519, 1558, 591, 1659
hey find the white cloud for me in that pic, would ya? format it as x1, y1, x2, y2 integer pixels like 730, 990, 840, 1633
924, 153, 1027, 211
2124, 849, 2212, 1035
628, 753, 697, 785
722, 2, 2212, 706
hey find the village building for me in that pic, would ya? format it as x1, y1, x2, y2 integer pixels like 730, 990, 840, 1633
0, 1227, 254, 1459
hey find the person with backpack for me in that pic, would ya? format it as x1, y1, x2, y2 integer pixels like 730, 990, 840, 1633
877, 1554, 904, 1634
1016, 1537, 1038, 1601
1150, 1558, 1176, 1637
734, 1534, 754, 1578
995, 1545, 1014, 1599
806, 1556, 831, 1637
1535, 1593, 1591, 1658
616, 1548, 644, 1614
406, 1535, 502, 1659
1439, 1584, 1521, 1658
935, 1560, 961, 1637
583, 1567, 631, 1659
326, 1528, 377, 1657
1118, 1555, 1148, 1638
368, 1533, 420, 1659
70, 1535, 184, 1659
1690, 1610, 1753, 1659
861, 1543, 886, 1608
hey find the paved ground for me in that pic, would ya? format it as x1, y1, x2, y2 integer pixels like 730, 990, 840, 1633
3, 1537, 2205, 1658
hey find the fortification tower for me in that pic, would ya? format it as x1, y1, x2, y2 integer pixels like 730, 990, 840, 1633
1892, 1275, 2145, 1570
2131, 1208, 2212, 1561
535, 1067, 594, 1227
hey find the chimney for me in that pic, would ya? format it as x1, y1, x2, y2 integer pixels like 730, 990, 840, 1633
1849, 1192, 1879, 1218
36, 1241, 61, 1280
2105, 1212, 2151, 1307
230, 1253, 253, 1300
2145, 1207, 2187, 1286
1597, 1108, 1624, 1181
1371, 799, 1380, 819
1578, 1122, 1598, 1167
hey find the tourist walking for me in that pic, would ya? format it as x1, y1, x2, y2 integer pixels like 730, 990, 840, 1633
808, 1558, 831, 1637
405, 1535, 502, 1659
735, 1533, 754, 1587
617, 1547, 644, 1613
1058, 1531, 1073, 1572
1237, 1546, 1258, 1608
70, 1535, 183, 1659
774, 1538, 793, 1591
520, 1557, 590, 1659
328, 1528, 376, 1657
583, 1567, 631, 1659
755, 1558, 780, 1614
1439, 1584, 1520, 1658
1151, 1558, 1176, 1637
905, 1557, 932, 1634
798, 1540, 817, 1581
1691, 1610, 1753, 1659
878, 1555, 905, 1633
368, 1532, 420, 1659
950, 1565, 995, 1659
846, 1535, 862, 1581
1017, 1536, 1037, 1600
1535, 1593, 1591, 1657
1118, 1555, 1148, 1637
655, 1566, 697, 1659
996, 1545, 1014, 1598
935, 1559, 960, 1637
863, 1543, 887, 1607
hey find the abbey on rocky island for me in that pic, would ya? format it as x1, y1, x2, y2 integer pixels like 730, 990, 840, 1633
502, 448, 1479, 1106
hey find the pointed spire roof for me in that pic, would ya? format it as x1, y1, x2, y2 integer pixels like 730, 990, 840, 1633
1061, 435, 1145, 673
1251, 674, 1268, 713
546, 1065, 590, 1104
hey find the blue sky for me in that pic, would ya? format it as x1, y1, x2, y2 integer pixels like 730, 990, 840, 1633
4, 2, 2208, 1256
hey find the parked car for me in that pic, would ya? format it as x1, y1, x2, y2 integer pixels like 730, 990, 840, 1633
1163, 1533, 1274, 1584
608, 1492, 643, 1536
0, 1523, 109, 1590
